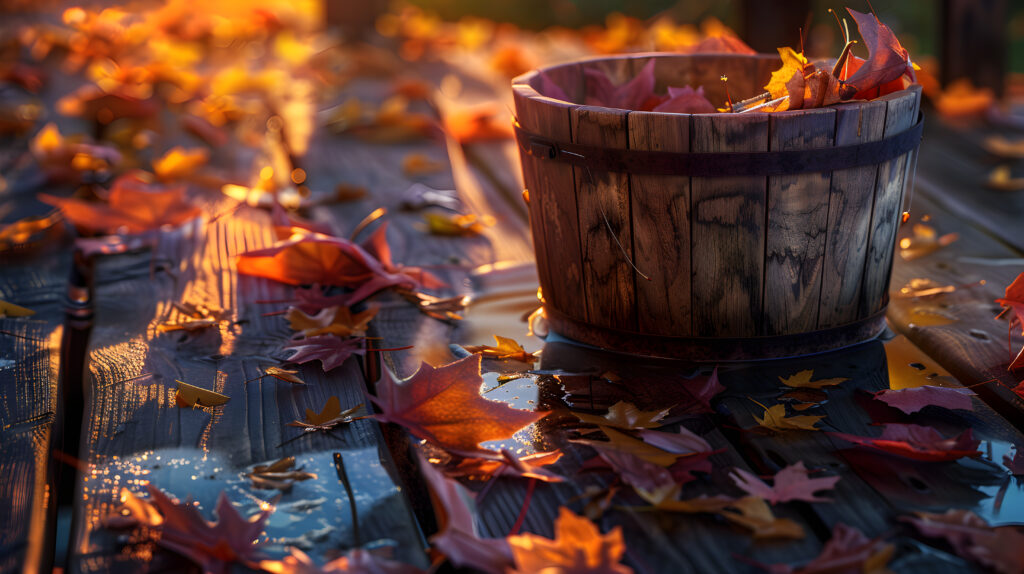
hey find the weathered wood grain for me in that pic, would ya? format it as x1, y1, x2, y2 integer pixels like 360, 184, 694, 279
626, 110, 691, 336
861, 86, 922, 316
763, 108, 835, 335
690, 113, 769, 337
818, 101, 888, 328
512, 84, 587, 322
571, 105, 635, 330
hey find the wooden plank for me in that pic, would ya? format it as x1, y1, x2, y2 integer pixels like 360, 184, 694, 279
861, 86, 921, 316
818, 101, 888, 328
571, 105, 635, 330
627, 110, 691, 336
888, 193, 1024, 428
764, 108, 834, 335
690, 113, 769, 337
512, 85, 587, 323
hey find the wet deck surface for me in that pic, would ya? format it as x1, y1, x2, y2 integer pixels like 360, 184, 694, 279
1, 6, 1023, 574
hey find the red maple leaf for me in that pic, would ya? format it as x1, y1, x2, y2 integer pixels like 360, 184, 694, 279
418, 452, 513, 574
369, 355, 547, 456
843, 9, 916, 96
584, 59, 663, 111
730, 461, 840, 504
767, 523, 893, 574
238, 223, 443, 303
996, 272, 1024, 371
41, 172, 200, 235
283, 336, 366, 371
104, 485, 271, 574
652, 85, 717, 114
872, 385, 976, 415
829, 423, 981, 462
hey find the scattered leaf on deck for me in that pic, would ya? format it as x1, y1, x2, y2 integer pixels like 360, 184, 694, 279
445, 449, 563, 482
730, 461, 839, 504
779, 370, 848, 389
873, 385, 975, 414
175, 380, 229, 408
370, 355, 546, 456
464, 335, 538, 364
766, 523, 893, 574
987, 166, 1024, 191
572, 401, 671, 430
752, 401, 824, 432
288, 396, 366, 431
829, 423, 981, 462
903, 509, 1024, 574
422, 212, 495, 236
286, 305, 377, 337
507, 507, 633, 574
153, 146, 208, 181
402, 152, 447, 176
284, 336, 366, 372
0, 300, 36, 318
104, 485, 271, 573
720, 496, 804, 540
246, 456, 315, 491
983, 136, 1024, 159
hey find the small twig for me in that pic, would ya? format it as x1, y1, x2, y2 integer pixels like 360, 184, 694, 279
350, 207, 387, 241
334, 453, 361, 547
508, 478, 537, 536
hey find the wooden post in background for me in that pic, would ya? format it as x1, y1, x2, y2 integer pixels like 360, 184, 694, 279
739, 0, 811, 54
941, 0, 1007, 97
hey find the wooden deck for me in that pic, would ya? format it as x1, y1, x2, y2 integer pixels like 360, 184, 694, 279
1, 7, 1023, 574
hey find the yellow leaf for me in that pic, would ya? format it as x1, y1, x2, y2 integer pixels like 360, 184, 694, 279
763, 47, 808, 108
464, 335, 537, 363
572, 401, 670, 430
0, 300, 36, 318
570, 427, 680, 467
265, 366, 305, 385
987, 165, 1024, 191
153, 146, 208, 181
175, 380, 229, 408
779, 369, 848, 389
402, 153, 446, 176
422, 212, 494, 236
720, 496, 805, 540
752, 400, 823, 432
286, 306, 378, 337
636, 485, 735, 513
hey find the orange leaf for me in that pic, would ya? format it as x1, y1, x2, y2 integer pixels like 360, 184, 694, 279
507, 507, 633, 574
369, 355, 546, 456
286, 305, 377, 337
843, 9, 916, 96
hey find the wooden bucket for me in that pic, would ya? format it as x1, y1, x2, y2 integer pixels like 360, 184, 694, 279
512, 53, 923, 360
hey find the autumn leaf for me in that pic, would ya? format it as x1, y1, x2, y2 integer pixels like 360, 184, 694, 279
584, 59, 662, 111
284, 336, 366, 372
899, 223, 959, 260
767, 523, 894, 574
30, 123, 122, 180
0, 211, 62, 252
464, 335, 538, 364
872, 385, 975, 414
987, 166, 1024, 192
104, 485, 271, 574
779, 370, 848, 389
718, 497, 805, 540
843, 9, 916, 96
0, 300, 36, 318
729, 461, 839, 504
636, 427, 712, 455
682, 33, 756, 55
573, 401, 670, 431
444, 103, 513, 143
635, 486, 735, 514
402, 153, 447, 176
417, 452, 513, 574
246, 457, 315, 491
248, 366, 305, 385
445, 449, 563, 482
238, 223, 444, 303
652, 86, 716, 114
829, 423, 981, 462
996, 273, 1024, 371
765, 46, 810, 105
369, 355, 546, 456
288, 396, 367, 432
683, 367, 724, 413
582, 448, 678, 493
153, 146, 209, 182
422, 212, 495, 236
175, 380, 229, 408
903, 509, 1024, 574
41, 172, 200, 235
984, 136, 1024, 160
572, 426, 682, 467
752, 400, 824, 432
286, 305, 377, 338
507, 507, 633, 574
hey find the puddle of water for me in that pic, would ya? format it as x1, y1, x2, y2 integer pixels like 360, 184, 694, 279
883, 335, 958, 389
971, 439, 1023, 526
459, 261, 543, 354
83, 447, 424, 564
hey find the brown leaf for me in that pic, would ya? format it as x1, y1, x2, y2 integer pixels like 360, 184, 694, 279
572, 401, 670, 430
779, 370, 848, 389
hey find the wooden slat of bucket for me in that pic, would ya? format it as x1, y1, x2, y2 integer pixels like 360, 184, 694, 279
627, 110, 692, 336
763, 108, 835, 336
511, 81, 587, 321
690, 113, 770, 337
861, 86, 922, 316
818, 100, 888, 328
571, 105, 635, 330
